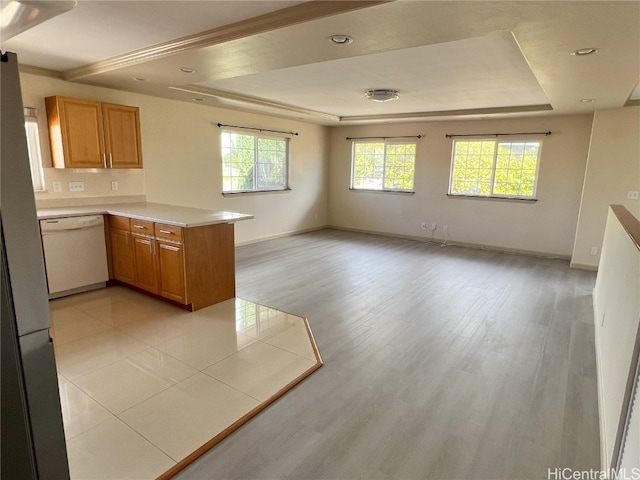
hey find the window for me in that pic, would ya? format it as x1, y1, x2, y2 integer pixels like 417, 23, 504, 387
449, 139, 541, 199
221, 130, 289, 193
24, 108, 45, 192
351, 141, 416, 192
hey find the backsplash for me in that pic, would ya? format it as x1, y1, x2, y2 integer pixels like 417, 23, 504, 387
34, 168, 146, 207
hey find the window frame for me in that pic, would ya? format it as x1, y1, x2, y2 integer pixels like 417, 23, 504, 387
447, 137, 543, 201
24, 109, 46, 192
349, 140, 417, 194
220, 129, 291, 195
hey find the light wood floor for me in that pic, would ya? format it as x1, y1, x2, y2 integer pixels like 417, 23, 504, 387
175, 228, 600, 480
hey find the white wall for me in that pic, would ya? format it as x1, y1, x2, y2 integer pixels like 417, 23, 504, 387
20, 72, 328, 244
328, 115, 593, 257
572, 106, 640, 269
141, 101, 328, 244
593, 206, 640, 469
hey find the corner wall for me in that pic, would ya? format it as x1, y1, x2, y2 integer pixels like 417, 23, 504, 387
571, 106, 640, 269
328, 115, 593, 257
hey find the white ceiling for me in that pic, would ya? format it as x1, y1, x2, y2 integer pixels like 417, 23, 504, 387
2, 0, 639, 125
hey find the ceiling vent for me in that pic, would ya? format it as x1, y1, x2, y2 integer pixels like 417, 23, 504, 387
365, 89, 400, 102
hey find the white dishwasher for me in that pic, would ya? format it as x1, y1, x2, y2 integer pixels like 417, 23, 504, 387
40, 215, 109, 298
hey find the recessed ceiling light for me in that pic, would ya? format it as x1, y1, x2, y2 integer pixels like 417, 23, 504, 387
328, 34, 353, 45
365, 89, 400, 102
180, 67, 196, 73
580, 98, 595, 103
133, 77, 148, 82
571, 48, 599, 56
191, 98, 204, 102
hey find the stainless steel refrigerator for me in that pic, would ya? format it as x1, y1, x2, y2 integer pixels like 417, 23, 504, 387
1, 51, 70, 479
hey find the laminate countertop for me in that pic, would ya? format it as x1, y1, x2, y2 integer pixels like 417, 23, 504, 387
37, 202, 253, 228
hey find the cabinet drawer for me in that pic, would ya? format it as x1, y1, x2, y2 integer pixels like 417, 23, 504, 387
155, 223, 183, 242
129, 218, 154, 235
109, 215, 130, 230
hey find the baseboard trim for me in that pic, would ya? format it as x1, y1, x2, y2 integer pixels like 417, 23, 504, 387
327, 225, 572, 261
570, 262, 599, 271
235, 225, 328, 247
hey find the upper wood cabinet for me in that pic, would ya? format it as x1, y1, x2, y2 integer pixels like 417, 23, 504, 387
45, 96, 143, 169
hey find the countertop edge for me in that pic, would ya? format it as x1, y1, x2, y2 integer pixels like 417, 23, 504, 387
37, 203, 254, 228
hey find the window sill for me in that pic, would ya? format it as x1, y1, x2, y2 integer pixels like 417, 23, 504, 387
222, 188, 291, 197
447, 194, 538, 203
349, 188, 415, 196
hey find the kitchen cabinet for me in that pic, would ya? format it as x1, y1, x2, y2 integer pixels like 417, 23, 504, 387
107, 216, 232, 310
155, 223, 186, 303
109, 216, 135, 284
131, 234, 159, 294
45, 96, 143, 169
157, 241, 186, 303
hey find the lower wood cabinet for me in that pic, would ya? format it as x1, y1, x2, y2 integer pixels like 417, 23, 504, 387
107, 215, 233, 311
131, 233, 159, 294
157, 240, 186, 303
109, 220, 135, 284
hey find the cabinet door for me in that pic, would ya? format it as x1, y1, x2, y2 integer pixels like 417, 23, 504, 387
132, 235, 158, 293
157, 240, 186, 303
110, 228, 135, 285
102, 103, 143, 169
46, 96, 105, 168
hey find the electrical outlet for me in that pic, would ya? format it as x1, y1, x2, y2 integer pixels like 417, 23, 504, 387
443, 225, 448, 232
421, 222, 427, 230
68, 181, 84, 192
52, 182, 62, 193
431, 223, 437, 231
590, 247, 599, 255
628, 191, 639, 200
111, 181, 118, 191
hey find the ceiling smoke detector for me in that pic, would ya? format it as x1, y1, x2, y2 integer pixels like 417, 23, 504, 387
365, 89, 400, 102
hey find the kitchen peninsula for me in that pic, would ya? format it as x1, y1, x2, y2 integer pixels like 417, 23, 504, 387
37, 202, 253, 311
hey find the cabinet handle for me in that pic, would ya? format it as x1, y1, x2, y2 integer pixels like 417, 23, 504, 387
109, 153, 113, 168
160, 244, 179, 252
159, 230, 173, 235
133, 225, 145, 229
103, 153, 107, 168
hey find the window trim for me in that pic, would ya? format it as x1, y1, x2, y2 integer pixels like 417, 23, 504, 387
24, 112, 46, 192
221, 129, 290, 194
350, 140, 417, 193
447, 137, 543, 201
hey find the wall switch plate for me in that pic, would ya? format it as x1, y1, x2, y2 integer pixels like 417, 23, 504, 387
628, 191, 639, 200
111, 181, 118, 191
421, 222, 427, 230
68, 181, 84, 192
590, 246, 599, 255
431, 223, 437, 231
52, 182, 62, 193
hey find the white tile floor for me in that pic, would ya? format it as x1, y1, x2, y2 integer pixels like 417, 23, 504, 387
50, 286, 321, 480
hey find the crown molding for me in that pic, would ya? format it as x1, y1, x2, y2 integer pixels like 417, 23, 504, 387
63, 1, 389, 80
169, 85, 340, 122
169, 85, 554, 124
18, 64, 64, 79
339, 104, 554, 122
